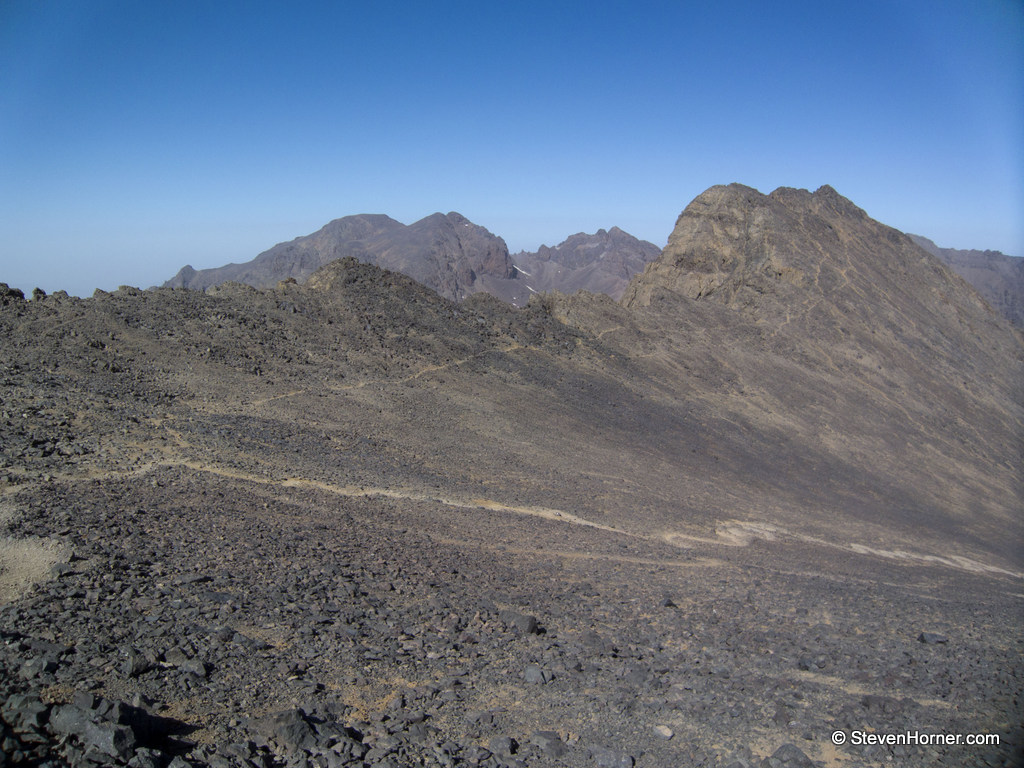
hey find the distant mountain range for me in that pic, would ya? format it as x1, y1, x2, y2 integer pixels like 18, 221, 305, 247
908, 235, 1023, 328
164, 212, 515, 303
165, 206, 1023, 329
509, 227, 661, 302
164, 215, 661, 306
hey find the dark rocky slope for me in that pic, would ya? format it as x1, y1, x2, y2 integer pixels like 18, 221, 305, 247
1, 184, 1022, 768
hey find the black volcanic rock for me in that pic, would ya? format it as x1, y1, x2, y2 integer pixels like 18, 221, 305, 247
164, 212, 516, 302
909, 234, 1024, 328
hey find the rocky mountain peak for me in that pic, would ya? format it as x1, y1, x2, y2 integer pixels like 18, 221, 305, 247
163, 212, 514, 302
765, 184, 868, 220
617, 185, 1020, 442
622, 183, 977, 325
493, 227, 661, 304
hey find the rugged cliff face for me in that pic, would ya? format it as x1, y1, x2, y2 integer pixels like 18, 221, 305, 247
623, 184, 991, 328
386, 212, 516, 301
621, 184, 1017, 410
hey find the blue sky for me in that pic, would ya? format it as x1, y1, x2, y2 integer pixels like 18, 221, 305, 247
1, 0, 1021, 297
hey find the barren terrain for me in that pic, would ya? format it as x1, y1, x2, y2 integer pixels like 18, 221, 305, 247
1, 186, 1021, 768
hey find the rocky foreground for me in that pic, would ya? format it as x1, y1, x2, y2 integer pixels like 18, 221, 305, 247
2, 185, 1022, 768
3, 462, 1021, 768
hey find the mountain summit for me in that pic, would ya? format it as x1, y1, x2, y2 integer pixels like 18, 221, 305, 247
622, 184, 1006, 346
508, 227, 661, 302
165, 215, 661, 306
164, 212, 515, 302
558, 183, 1021, 564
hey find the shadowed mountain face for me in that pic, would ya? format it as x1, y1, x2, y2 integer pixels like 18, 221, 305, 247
908, 233, 1024, 328
2, 185, 1023, 766
498, 227, 661, 305
164, 212, 516, 302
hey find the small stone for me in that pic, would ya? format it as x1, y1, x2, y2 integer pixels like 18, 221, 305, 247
488, 736, 518, 756
73, 691, 98, 711
590, 745, 635, 768
256, 708, 317, 753
18, 657, 56, 680
128, 747, 164, 768
122, 648, 152, 677
531, 730, 567, 758
500, 609, 540, 634
50, 562, 75, 578
762, 743, 814, 768
180, 658, 209, 678
918, 632, 949, 644
1, 693, 48, 732
524, 664, 552, 684
163, 647, 190, 666
652, 724, 673, 739
83, 721, 137, 759
49, 704, 93, 737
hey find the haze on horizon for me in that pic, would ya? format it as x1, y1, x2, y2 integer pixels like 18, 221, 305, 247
1, 0, 1022, 298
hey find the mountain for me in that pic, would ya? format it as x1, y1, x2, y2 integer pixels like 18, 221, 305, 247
164, 212, 516, 302
504, 227, 661, 304
564, 183, 1021, 561
2, 185, 1022, 767
165, 216, 659, 307
908, 234, 1024, 328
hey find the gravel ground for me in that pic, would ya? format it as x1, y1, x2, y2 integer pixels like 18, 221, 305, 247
2, 469, 1020, 768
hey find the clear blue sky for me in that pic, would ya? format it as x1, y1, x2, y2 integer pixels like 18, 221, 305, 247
1, 0, 1021, 297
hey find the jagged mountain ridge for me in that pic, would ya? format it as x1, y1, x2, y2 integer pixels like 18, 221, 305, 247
507, 227, 661, 303
164, 216, 661, 306
908, 233, 1024, 328
165, 212, 515, 302
623, 184, 1009, 364
164, 193, 1015, 324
